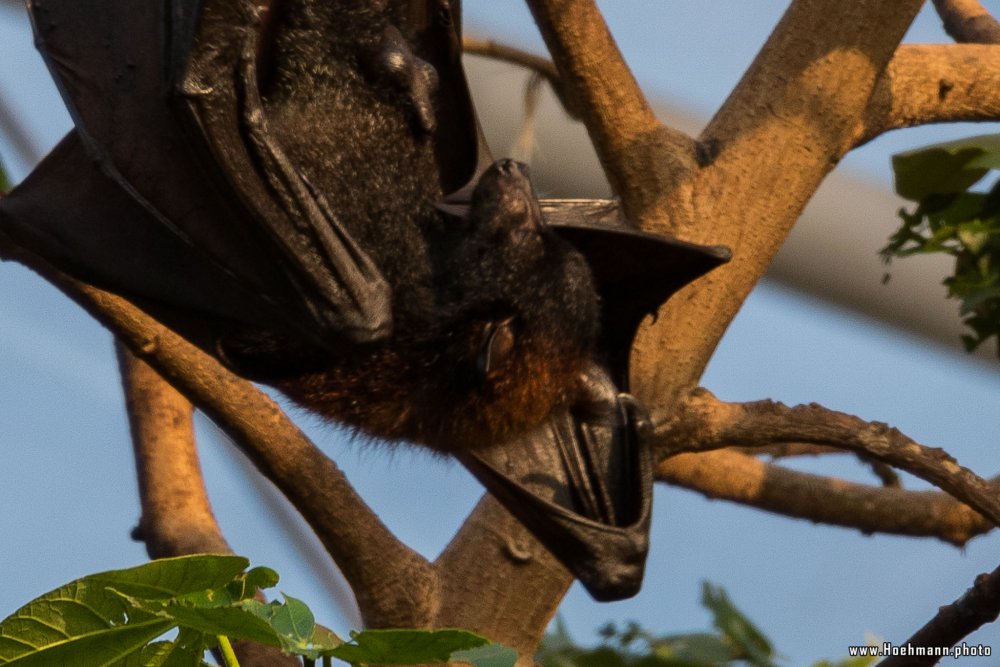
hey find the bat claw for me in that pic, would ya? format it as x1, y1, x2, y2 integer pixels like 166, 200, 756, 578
617, 392, 653, 437
372, 25, 439, 134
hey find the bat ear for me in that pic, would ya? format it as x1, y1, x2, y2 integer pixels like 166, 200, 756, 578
541, 198, 731, 386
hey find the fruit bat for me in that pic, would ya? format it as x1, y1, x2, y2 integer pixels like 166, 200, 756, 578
0, 0, 730, 600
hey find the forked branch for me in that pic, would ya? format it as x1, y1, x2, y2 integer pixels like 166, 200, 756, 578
524, 0, 697, 228
658, 449, 994, 545
656, 388, 1000, 528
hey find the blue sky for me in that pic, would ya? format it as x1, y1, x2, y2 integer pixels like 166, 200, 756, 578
2, 2, 1000, 663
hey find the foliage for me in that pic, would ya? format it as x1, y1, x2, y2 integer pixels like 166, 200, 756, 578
0, 152, 9, 193
535, 582, 876, 667
883, 134, 1000, 357
0, 555, 516, 667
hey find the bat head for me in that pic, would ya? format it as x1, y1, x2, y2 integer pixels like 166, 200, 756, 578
425, 159, 602, 448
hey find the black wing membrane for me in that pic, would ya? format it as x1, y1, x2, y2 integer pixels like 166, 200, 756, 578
173, 0, 392, 344
17, 0, 391, 347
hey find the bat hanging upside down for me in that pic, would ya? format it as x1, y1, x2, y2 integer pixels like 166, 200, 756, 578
0, 0, 729, 600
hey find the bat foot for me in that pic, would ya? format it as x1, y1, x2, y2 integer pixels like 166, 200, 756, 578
370, 25, 439, 134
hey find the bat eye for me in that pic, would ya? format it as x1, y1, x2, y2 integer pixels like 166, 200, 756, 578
476, 316, 516, 379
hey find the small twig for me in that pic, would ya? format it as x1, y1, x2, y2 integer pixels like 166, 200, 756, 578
657, 388, 1000, 528
880, 564, 1000, 666
859, 453, 902, 488
932, 0, 1000, 43
657, 449, 995, 545
0, 91, 43, 169
510, 73, 545, 163
462, 36, 580, 118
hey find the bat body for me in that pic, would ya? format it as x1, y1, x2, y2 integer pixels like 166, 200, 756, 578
1, 0, 729, 600
207, 0, 602, 450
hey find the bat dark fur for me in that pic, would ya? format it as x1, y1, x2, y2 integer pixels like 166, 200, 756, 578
218, 0, 602, 451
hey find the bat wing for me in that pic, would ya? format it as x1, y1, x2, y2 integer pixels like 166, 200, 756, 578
15, 0, 391, 348
0, 132, 287, 350
172, 0, 391, 343
404, 0, 494, 199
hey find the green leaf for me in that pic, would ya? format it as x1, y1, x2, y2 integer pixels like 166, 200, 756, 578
0, 154, 10, 193
451, 643, 519, 667
892, 134, 1000, 200
149, 601, 282, 648
701, 582, 777, 667
89, 555, 251, 601
330, 629, 491, 665
0, 576, 174, 666
231, 567, 280, 600
651, 632, 735, 664
265, 595, 315, 650
118, 640, 212, 667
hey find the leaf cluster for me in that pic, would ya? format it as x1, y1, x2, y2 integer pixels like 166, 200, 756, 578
535, 582, 875, 667
0, 555, 515, 667
884, 134, 1000, 357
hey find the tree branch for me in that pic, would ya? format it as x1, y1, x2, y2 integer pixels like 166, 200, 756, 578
118, 343, 230, 558
463, 36, 580, 118
434, 497, 571, 665
932, 0, 1000, 43
734, 443, 901, 487
524, 0, 698, 229
656, 388, 1000, 528
880, 563, 1000, 665
0, 233, 438, 629
657, 449, 994, 546
859, 44, 1000, 145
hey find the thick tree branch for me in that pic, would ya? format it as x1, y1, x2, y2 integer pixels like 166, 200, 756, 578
932, 0, 1000, 43
525, 0, 698, 229
435, 497, 571, 665
880, 563, 1000, 665
656, 388, 1000, 527
632, 0, 924, 411
860, 44, 1000, 145
657, 450, 994, 546
0, 234, 438, 629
